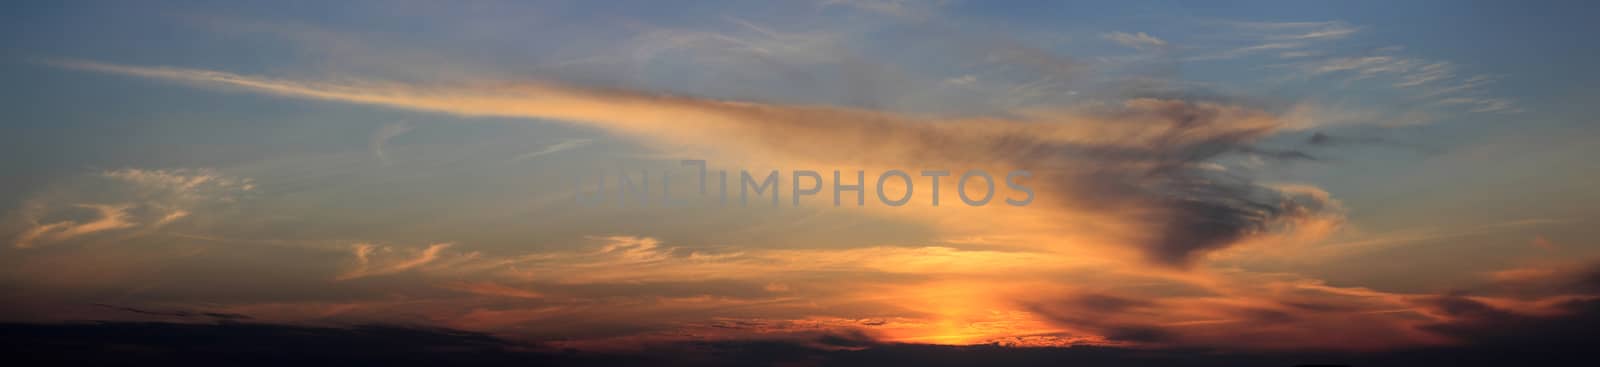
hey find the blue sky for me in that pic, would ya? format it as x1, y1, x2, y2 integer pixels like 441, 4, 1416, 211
2, 0, 1597, 350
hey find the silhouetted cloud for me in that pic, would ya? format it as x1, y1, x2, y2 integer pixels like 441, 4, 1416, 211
92, 303, 252, 322
6, 317, 1599, 366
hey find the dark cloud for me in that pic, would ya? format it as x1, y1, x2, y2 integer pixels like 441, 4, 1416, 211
1280, 301, 1359, 313
1573, 263, 1600, 293
92, 303, 252, 322
1141, 179, 1332, 266
1023, 293, 1179, 344
1422, 293, 1516, 321
1072, 293, 1154, 314
1307, 132, 1350, 146
930, 100, 1338, 267
1238, 146, 1318, 161
9, 318, 1600, 367
0, 322, 554, 367
1236, 307, 1298, 324
813, 330, 878, 349
1417, 293, 1600, 344
1398, 265, 1600, 362
1305, 132, 1440, 154
1100, 324, 1177, 343
1475, 261, 1600, 298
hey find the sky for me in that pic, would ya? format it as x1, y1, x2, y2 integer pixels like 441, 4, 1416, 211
2, 0, 1598, 356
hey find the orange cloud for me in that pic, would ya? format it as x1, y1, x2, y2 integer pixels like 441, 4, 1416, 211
337, 242, 461, 280
31, 59, 1433, 351
52, 59, 1341, 269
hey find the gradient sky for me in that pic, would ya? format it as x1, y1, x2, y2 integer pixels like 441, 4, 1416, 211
2, 0, 1598, 351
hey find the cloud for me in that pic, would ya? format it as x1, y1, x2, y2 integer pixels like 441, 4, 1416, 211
1299, 217, 1573, 261
818, 0, 940, 19
1173, 20, 1354, 63
1164, 19, 1519, 120
1395, 62, 1454, 88
1423, 74, 1500, 97
1476, 260, 1600, 298
0, 5, 1573, 356
436, 235, 1079, 285
1440, 97, 1519, 113
1291, 54, 1517, 115
1153, 19, 1508, 120
101, 168, 255, 198
51, 59, 1343, 268
941, 74, 976, 86
442, 281, 543, 299
1225, 20, 1361, 40
1305, 132, 1441, 154
12, 204, 135, 248
1101, 31, 1166, 50
12, 316, 1600, 366
1308, 55, 1402, 75
512, 138, 593, 161
1183, 42, 1303, 61
1488, 268, 1557, 283
7, 168, 253, 248
1018, 274, 1442, 349
91, 303, 252, 321
370, 121, 414, 165
1414, 292, 1600, 348
1531, 235, 1557, 251
28, 55, 1412, 351
1272, 25, 1360, 40
337, 242, 459, 280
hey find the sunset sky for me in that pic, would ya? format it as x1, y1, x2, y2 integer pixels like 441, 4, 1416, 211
3, 0, 1598, 358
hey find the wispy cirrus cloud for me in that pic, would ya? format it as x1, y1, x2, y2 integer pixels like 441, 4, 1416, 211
1441, 97, 1519, 113
1282, 44, 1517, 114
1176, 21, 1355, 62
368, 121, 414, 165
11, 204, 136, 248
818, 0, 942, 19
7, 168, 254, 248
1394, 62, 1454, 88
1270, 23, 1361, 40
1182, 42, 1304, 61
1101, 31, 1167, 50
1223, 20, 1362, 40
1168, 18, 1517, 120
337, 242, 459, 280
511, 138, 592, 161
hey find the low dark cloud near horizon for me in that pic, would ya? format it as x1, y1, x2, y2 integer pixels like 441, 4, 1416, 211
11, 263, 1600, 364
6, 308, 1598, 367
14, 265, 1600, 366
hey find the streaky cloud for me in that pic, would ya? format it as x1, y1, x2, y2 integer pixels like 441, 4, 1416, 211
48, 58, 1341, 268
